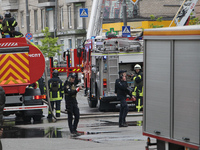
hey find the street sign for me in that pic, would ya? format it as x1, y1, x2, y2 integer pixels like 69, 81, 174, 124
25, 32, 33, 40
130, 0, 139, 4
122, 26, 131, 37
80, 8, 88, 18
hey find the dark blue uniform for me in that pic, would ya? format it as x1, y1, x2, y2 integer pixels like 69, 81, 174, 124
115, 78, 131, 127
64, 79, 80, 134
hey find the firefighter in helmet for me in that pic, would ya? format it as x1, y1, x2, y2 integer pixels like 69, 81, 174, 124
132, 64, 143, 112
2, 12, 23, 38
0, 15, 4, 38
47, 70, 64, 119
64, 74, 82, 136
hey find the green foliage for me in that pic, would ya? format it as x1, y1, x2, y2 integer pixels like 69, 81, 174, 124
37, 27, 63, 58
149, 15, 164, 28
189, 13, 200, 25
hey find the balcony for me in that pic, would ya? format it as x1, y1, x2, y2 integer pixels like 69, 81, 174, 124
66, 0, 86, 4
38, 0, 55, 7
1, 0, 19, 11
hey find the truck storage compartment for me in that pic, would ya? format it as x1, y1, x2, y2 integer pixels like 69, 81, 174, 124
143, 25, 200, 150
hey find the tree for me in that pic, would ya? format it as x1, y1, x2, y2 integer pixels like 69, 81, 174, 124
149, 15, 164, 28
189, 13, 200, 25
37, 27, 63, 58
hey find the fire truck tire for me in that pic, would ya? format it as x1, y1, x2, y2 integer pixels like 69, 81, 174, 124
23, 116, 31, 123
33, 115, 42, 122
88, 98, 97, 108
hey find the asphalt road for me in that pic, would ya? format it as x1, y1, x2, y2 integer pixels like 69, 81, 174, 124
0, 78, 152, 150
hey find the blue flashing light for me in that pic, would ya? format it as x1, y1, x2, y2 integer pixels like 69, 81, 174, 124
127, 35, 131, 37
91, 36, 96, 39
103, 55, 107, 60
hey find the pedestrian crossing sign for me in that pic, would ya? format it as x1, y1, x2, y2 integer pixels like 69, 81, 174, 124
80, 8, 88, 18
122, 26, 131, 37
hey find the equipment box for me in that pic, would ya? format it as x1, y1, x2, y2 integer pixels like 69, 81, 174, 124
143, 25, 200, 149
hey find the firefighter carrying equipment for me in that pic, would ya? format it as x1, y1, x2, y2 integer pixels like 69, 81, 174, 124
2, 12, 23, 38
0, 15, 4, 38
48, 71, 64, 118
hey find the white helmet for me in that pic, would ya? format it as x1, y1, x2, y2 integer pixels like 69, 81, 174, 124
134, 64, 141, 70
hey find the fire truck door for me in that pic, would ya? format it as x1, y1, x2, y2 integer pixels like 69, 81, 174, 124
107, 55, 119, 94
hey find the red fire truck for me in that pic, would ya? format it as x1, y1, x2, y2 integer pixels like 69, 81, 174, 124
83, 36, 143, 111
49, 48, 83, 82
0, 37, 47, 122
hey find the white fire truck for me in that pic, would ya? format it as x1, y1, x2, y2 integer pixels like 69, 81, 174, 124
143, 25, 200, 150
83, 36, 143, 111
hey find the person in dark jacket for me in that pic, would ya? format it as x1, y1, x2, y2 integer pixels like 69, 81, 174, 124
47, 70, 64, 118
2, 12, 23, 38
0, 86, 5, 149
0, 15, 4, 38
64, 74, 82, 136
115, 70, 134, 127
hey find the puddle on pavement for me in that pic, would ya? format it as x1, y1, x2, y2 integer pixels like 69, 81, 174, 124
1, 127, 67, 138
86, 120, 143, 127
1, 119, 142, 140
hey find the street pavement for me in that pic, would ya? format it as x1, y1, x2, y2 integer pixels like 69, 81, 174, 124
1, 75, 152, 150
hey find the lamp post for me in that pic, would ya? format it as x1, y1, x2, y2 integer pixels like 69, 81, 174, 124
123, 0, 127, 26
26, 0, 30, 33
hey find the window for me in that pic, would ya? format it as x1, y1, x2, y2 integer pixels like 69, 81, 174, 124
34, 10, 38, 32
76, 5, 83, 29
77, 39, 82, 48
68, 6, 72, 28
60, 7, 64, 29
21, 11, 24, 28
68, 39, 72, 49
60, 39, 64, 61
46, 8, 54, 31
41, 9, 45, 30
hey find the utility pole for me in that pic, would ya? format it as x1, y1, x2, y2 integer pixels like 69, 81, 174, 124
26, 0, 30, 33
123, 0, 127, 26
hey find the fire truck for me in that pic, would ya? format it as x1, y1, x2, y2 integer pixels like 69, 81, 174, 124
143, 25, 200, 150
83, 36, 143, 111
0, 37, 47, 122
49, 48, 83, 80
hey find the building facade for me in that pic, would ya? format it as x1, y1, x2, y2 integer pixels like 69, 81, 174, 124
0, 0, 199, 61
0, 0, 92, 62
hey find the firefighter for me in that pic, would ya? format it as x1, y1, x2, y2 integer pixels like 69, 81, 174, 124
132, 64, 143, 112
0, 86, 5, 149
47, 70, 64, 118
115, 70, 133, 127
2, 12, 23, 38
64, 74, 82, 136
0, 15, 4, 38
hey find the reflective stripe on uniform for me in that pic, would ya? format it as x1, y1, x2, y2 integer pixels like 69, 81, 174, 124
136, 98, 143, 112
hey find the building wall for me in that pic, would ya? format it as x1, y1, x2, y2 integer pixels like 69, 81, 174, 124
195, 0, 200, 18
139, 0, 183, 18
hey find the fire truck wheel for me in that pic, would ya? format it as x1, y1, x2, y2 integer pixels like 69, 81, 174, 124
88, 98, 97, 108
33, 115, 42, 122
23, 116, 31, 123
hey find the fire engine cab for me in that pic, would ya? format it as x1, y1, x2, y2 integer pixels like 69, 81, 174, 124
83, 36, 143, 111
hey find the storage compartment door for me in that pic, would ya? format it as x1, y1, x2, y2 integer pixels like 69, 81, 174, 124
173, 40, 200, 144
145, 40, 171, 138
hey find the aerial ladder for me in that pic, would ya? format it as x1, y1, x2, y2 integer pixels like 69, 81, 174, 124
87, 0, 104, 39
169, 0, 198, 27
